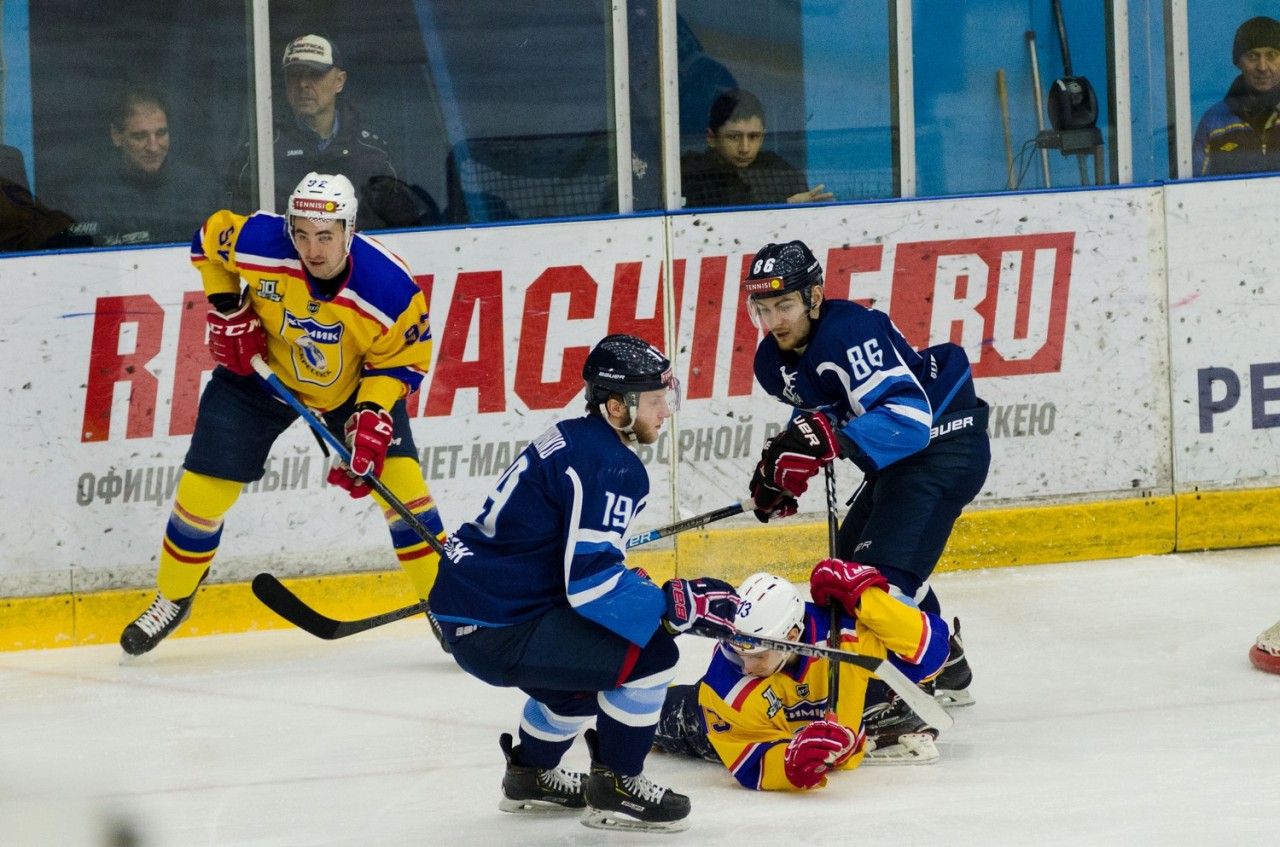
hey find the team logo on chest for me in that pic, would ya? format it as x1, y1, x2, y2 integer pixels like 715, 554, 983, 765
256, 279, 282, 302
281, 312, 343, 385
779, 366, 804, 406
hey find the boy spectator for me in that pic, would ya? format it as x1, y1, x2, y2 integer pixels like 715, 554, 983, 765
681, 88, 833, 209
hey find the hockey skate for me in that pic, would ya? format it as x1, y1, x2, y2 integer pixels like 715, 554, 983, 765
581, 728, 690, 833
120, 582, 201, 656
861, 693, 939, 766
497, 733, 585, 813
932, 616, 975, 708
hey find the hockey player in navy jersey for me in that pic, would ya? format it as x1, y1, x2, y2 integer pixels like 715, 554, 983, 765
741, 240, 990, 754
120, 172, 448, 657
655, 566, 950, 786
429, 334, 740, 833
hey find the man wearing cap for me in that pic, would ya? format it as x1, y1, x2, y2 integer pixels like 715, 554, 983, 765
1193, 16, 1280, 176
229, 34, 424, 230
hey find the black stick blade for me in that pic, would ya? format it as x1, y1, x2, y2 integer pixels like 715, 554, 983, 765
251, 573, 431, 640
252, 573, 344, 639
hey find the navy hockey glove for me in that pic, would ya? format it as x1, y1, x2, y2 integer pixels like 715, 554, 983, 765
749, 467, 799, 522
809, 558, 889, 617
757, 412, 839, 499
662, 577, 739, 637
783, 719, 865, 789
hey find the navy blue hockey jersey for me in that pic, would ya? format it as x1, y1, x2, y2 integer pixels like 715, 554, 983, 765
429, 414, 666, 648
754, 300, 980, 472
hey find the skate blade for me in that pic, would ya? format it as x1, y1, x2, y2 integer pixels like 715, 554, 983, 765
581, 808, 690, 833
861, 732, 940, 766
935, 687, 975, 708
498, 797, 584, 814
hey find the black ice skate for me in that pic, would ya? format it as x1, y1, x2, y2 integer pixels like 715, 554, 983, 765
933, 616, 975, 708
497, 733, 586, 813
119, 586, 199, 656
862, 693, 939, 766
581, 728, 690, 833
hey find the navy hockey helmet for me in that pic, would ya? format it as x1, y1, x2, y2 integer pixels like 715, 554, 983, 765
742, 240, 823, 300
583, 334, 681, 411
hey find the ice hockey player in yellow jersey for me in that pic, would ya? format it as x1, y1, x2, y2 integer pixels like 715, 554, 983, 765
120, 172, 448, 656
655, 561, 950, 789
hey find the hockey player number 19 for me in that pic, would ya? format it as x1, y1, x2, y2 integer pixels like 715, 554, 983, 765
601, 491, 636, 531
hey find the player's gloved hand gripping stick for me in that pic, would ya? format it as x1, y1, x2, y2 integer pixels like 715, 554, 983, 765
249, 355, 446, 560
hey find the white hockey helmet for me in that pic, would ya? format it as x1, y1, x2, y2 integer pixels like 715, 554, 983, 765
730, 573, 805, 655
287, 172, 358, 253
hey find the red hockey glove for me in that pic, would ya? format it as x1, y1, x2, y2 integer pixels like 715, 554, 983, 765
662, 577, 740, 637
783, 719, 864, 789
206, 297, 266, 376
326, 405, 394, 499
809, 558, 889, 617
758, 412, 839, 498
749, 467, 799, 523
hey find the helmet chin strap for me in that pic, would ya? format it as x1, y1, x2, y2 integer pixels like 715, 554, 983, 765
599, 400, 640, 446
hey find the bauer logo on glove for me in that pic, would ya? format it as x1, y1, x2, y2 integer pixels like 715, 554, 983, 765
754, 411, 839, 500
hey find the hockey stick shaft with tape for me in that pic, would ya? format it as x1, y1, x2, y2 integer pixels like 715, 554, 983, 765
625, 501, 746, 549
690, 625, 954, 731
824, 462, 842, 712
249, 355, 446, 559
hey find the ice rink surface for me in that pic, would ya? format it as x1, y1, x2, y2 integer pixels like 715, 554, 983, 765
2, 546, 1278, 846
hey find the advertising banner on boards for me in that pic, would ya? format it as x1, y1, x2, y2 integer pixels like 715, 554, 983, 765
0, 187, 1170, 587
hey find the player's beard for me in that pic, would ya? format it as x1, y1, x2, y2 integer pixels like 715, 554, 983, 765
629, 416, 663, 445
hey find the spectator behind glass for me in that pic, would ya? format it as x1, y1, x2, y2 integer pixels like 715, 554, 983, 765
1193, 17, 1280, 177
230, 34, 429, 231
1, 143, 93, 253
681, 89, 834, 210
60, 86, 219, 246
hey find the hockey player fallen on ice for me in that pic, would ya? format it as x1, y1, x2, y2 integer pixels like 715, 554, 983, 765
740, 240, 989, 745
119, 172, 449, 657
429, 334, 740, 833
655, 566, 951, 785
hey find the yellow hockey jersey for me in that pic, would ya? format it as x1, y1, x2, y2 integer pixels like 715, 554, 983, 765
697, 589, 949, 790
190, 209, 432, 412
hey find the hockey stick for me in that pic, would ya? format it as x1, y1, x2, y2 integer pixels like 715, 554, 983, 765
252, 572, 429, 639
824, 462, 842, 712
249, 355, 446, 559
250, 501, 744, 640
690, 626, 954, 731
625, 500, 747, 548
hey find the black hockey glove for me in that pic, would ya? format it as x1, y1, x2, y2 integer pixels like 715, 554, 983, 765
749, 468, 799, 523
662, 577, 739, 637
757, 412, 839, 498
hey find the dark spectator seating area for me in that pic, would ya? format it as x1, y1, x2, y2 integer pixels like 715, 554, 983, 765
444, 131, 616, 224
